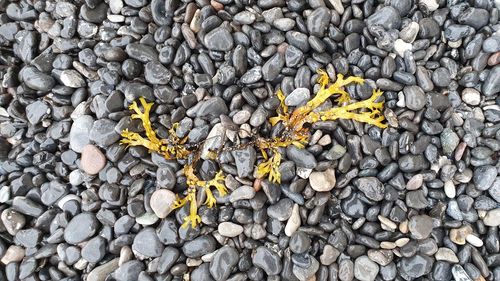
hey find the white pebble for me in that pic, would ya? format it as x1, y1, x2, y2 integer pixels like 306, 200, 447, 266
465, 234, 483, 247
393, 39, 413, 57
284, 204, 301, 236
419, 0, 439, 12
444, 180, 456, 198
218, 222, 244, 238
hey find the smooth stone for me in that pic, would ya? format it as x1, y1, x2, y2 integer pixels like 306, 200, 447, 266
441, 128, 460, 156
408, 215, 434, 239
150, 189, 176, 219
461, 88, 481, 106
64, 213, 100, 244
113, 260, 144, 281
182, 236, 217, 258
473, 165, 497, 191
366, 6, 401, 30
393, 39, 412, 57
267, 198, 294, 221
307, 7, 330, 36
484, 208, 500, 226
87, 258, 119, 281
354, 255, 379, 281
483, 65, 500, 97
210, 246, 239, 281
435, 248, 459, 263
218, 222, 244, 237
285, 88, 310, 106
229, 186, 255, 203
398, 254, 433, 278
132, 227, 164, 258
60, 70, 86, 88
125, 43, 158, 63
22, 66, 55, 91
286, 145, 317, 168
403, 86, 426, 111
144, 61, 172, 85
354, 177, 385, 201
82, 236, 106, 263
309, 168, 336, 192
204, 27, 234, 51
81, 144, 106, 175
285, 204, 301, 237
252, 246, 282, 275
26, 101, 49, 125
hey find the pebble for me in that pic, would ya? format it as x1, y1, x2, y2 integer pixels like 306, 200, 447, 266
229, 185, 255, 203
461, 88, 481, 105
218, 222, 244, 237
483, 208, 500, 226
60, 70, 86, 88
149, 189, 176, 219
367, 6, 401, 30
87, 259, 119, 281
81, 144, 106, 175
403, 86, 426, 111
22, 66, 55, 91
354, 255, 379, 281
64, 213, 100, 244
26, 101, 49, 125
253, 247, 282, 276
450, 225, 473, 245
210, 246, 239, 280
452, 264, 473, 281
132, 227, 164, 258
70, 115, 94, 153
1, 0, 499, 279
354, 177, 385, 201
293, 256, 319, 281
307, 7, 330, 36
465, 234, 483, 247
473, 165, 497, 191
182, 236, 217, 258
285, 204, 301, 236
309, 168, 336, 192
285, 88, 310, 106
435, 248, 459, 263
1, 245, 25, 265
1, 209, 25, 235
441, 128, 460, 156
204, 27, 234, 51
399, 254, 433, 278
394, 39, 412, 57
408, 215, 434, 239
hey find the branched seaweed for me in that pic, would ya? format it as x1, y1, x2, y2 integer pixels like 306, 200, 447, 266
120, 70, 387, 228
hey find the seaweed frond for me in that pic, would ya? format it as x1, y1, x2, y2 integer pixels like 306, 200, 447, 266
256, 149, 282, 184
120, 69, 387, 229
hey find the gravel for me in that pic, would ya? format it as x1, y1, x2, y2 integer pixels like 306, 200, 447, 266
1, 0, 500, 280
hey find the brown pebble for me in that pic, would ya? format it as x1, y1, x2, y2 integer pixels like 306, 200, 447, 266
81, 144, 106, 175
184, 2, 197, 23
1, 245, 25, 264
488, 52, 500, 66
253, 178, 262, 192
211, 0, 224, 11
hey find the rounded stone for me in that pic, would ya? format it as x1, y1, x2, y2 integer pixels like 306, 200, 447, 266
150, 189, 176, 219
81, 144, 106, 175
